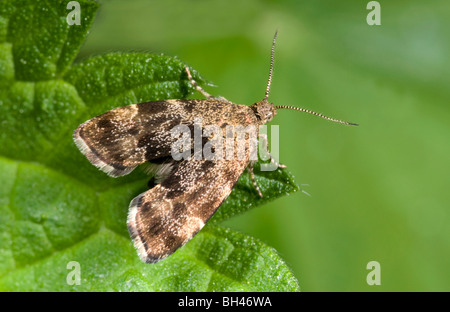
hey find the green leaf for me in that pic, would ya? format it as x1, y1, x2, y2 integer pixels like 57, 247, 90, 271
2, 0, 98, 80
0, 0, 299, 291
211, 162, 299, 224
0, 226, 298, 291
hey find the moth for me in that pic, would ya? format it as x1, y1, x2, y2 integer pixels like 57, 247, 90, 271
73, 32, 357, 264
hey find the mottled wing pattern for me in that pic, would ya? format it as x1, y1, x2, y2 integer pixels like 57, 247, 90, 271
74, 100, 199, 177
127, 158, 248, 263
73, 99, 253, 177
74, 98, 261, 263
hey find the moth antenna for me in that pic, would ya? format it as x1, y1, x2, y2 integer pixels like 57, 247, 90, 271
274, 105, 359, 126
264, 30, 278, 101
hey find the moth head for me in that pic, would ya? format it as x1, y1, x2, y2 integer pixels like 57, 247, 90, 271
252, 100, 277, 124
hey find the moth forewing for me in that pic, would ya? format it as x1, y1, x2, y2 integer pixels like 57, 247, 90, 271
126, 158, 249, 263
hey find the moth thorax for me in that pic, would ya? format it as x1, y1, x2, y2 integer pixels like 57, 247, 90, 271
252, 100, 277, 124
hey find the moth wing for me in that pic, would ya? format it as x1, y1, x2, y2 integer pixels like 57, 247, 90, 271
127, 158, 248, 263
73, 100, 194, 177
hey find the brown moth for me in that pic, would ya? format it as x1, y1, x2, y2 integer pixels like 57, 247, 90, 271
73, 32, 357, 264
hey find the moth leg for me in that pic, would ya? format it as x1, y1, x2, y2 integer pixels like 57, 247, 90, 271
248, 161, 263, 198
185, 67, 214, 99
216, 96, 233, 104
185, 67, 233, 103
258, 134, 286, 169
141, 157, 177, 184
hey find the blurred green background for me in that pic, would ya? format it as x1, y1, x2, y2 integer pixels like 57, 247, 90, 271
78, 0, 450, 291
